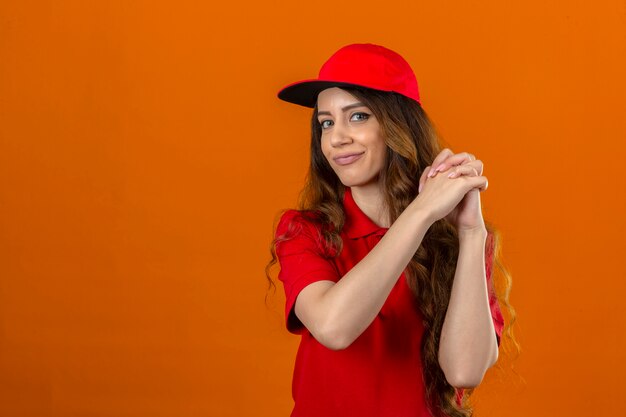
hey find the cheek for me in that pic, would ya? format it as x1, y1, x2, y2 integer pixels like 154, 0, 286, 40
320, 140, 331, 161
320, 141, 336, 169
372, 142, 387, 168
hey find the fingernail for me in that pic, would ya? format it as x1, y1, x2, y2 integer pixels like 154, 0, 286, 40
428, 168, 435, 177
418, 183, 423, 193
435, 163, 445, 172
447, 172, 456, 178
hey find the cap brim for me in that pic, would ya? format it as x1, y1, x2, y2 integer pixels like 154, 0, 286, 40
277, 80, 371, 108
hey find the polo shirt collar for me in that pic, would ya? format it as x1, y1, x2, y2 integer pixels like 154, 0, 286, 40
343, 187, 388, 239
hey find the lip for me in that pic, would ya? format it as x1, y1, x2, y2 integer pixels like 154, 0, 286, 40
333, 152, 365, 166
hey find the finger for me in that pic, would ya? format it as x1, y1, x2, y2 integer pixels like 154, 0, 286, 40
447, 164, 480, 178
468, 158, 483, 175
430, 152, 477, 177
427, 148, 454, 177
419, 165, 431, 193
462, 175, 489, 192
446, 160, 484, 178
478, 177, 488, 191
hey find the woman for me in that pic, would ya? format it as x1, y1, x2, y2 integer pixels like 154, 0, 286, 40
267, 43, 514, 417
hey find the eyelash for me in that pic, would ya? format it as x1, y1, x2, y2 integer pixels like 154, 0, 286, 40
351, 112, 370, 122
319, 112, 370, 129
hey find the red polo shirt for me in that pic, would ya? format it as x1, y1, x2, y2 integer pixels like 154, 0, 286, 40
275, 188, 504, 417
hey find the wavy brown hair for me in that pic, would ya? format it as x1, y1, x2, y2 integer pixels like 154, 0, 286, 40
266, 86, 517, 417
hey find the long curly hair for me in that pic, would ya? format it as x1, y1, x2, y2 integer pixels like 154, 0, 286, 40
266, 86, 517, 417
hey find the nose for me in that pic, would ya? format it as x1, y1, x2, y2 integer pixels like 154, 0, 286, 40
328, 120, 353, 147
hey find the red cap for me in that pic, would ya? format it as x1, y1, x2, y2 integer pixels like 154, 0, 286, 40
277, 43, 421, 108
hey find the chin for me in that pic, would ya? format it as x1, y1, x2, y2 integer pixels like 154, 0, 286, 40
336, 174, 378, 188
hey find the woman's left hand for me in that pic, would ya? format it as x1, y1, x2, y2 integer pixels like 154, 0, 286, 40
418, 149, 487, 233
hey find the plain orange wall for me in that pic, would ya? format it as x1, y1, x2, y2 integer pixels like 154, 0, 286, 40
1, 1, 625, 416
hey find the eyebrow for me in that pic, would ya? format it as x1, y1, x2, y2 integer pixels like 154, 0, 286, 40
317, 102, 367, 117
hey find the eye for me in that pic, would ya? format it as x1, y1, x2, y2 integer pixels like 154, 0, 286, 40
320, 120, 333, 129
350, 112, 370, 122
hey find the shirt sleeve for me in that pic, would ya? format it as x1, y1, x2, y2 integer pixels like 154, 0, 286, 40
275, 210, 341, 334
485, 231, 505, 345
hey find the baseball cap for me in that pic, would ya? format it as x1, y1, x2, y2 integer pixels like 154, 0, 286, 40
277, 43, 421, 108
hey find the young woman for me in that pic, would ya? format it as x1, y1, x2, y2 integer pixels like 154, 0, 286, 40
267, 43, 514, 417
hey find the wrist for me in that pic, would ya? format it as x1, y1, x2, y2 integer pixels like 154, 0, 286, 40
407, 197, 436, 228
457, 226, 488, 241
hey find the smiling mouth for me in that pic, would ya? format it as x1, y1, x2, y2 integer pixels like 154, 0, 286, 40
333, 152, 365, 166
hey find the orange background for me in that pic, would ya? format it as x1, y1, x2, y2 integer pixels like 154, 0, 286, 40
1, 1, 625, 416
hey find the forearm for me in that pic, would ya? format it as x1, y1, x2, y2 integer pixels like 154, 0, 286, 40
299, 200, 432, 349
438, 228, 498, 388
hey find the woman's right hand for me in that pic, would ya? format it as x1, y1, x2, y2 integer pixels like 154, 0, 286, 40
413, 168, 488, 225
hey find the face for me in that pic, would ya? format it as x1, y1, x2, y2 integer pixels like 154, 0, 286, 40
316, 88, 387, 189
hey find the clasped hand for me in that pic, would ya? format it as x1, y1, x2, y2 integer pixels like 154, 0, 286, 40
417, 149, 488, 233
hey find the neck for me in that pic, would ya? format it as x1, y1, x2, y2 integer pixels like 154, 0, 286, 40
350, 183, 390, 228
